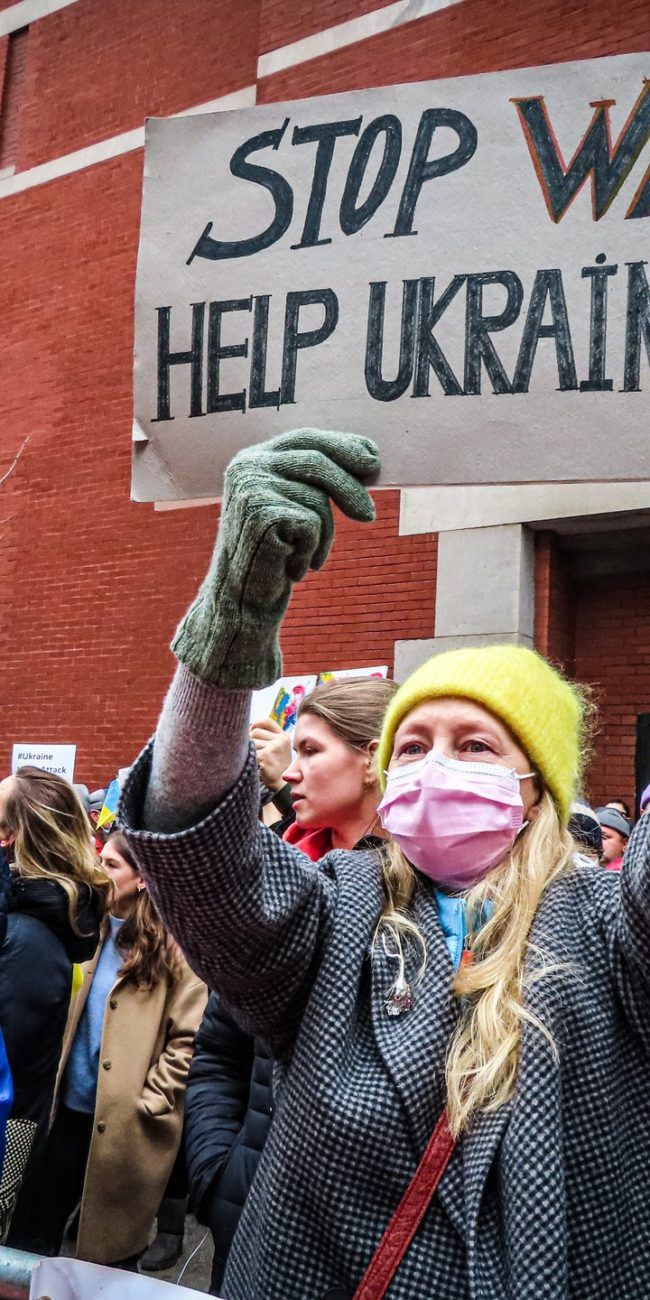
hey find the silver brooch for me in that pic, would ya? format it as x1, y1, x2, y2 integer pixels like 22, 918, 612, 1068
382, 932, 414, 1016
385, 981, 414, 1017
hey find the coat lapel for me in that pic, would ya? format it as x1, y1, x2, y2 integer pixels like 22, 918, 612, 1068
463, 1099, 512, 1242
369, 880, 517, 1239
456, 884, 571, 1244
370, 881, 466, 1232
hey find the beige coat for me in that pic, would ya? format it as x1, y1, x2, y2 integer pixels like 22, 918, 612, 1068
56, 931, 206, 1263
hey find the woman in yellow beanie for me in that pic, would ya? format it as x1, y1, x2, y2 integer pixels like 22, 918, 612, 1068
120, 432, 650, 1300
374, 642, 588, 1135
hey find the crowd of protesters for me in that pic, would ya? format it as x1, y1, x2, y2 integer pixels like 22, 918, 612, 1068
0, 431, 649, 1297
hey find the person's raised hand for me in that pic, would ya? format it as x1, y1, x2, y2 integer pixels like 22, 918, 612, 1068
250, 718, 292, 791
172, 430, 379, 689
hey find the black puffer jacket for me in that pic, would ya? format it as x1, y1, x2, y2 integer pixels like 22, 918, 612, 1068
0, 876, 102, 1239
2, 877, 101, 1120
185, 995, 273, 1295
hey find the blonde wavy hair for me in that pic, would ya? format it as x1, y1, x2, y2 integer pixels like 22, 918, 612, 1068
379, 788, 579, 1138
4, 766, 111, 931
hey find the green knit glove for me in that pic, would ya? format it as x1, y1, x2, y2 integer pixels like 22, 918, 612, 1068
172, 429, 379, 688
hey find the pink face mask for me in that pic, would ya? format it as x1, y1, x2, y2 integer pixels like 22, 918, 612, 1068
378, 750, 534, 890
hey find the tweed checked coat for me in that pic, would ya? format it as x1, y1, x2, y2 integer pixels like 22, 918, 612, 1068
122, 744, 650, 1300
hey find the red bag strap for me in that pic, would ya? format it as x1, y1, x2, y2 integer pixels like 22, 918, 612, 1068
352, 1109, 456, 1300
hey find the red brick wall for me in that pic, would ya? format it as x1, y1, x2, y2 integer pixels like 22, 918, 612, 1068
533, 552, 650, 811
573, 574, 650, 811
18, 0, 260, 170
0, 36, 7, 108
0, 27, 28, 169
282, 498, 437, 673
534, 533, 576, 676
258, 0, 648, 101
0, 0, 646, 787
533, 540, 650, 808
259, 0, 396, 53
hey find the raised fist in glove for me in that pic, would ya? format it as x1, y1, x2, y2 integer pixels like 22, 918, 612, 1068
172, 429, 379, 689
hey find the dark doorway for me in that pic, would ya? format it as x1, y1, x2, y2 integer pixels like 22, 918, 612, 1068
634, 714, 650, 818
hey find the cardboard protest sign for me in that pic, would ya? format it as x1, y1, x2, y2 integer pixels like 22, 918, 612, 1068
29, 1256, 212, 1299
133, 52, 649, 502
12, 743, 76, 782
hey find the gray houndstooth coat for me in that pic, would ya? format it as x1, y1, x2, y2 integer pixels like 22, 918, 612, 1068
122, 744, 650, 1300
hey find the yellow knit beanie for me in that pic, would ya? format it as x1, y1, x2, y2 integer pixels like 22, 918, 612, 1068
377, 644, 584, 825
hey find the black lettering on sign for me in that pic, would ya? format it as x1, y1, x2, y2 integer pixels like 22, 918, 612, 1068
512, 81, 650, 222
340, 115, 403, 236
187, 119, 293, 262
513, 269, 578, 392
365, 279, 418, 401
291, 118, 362, 249
207, 298, 252, 413
464, 271, 523, 395
623, 260, 650, 391
580, 254, 617, 391
389, 108, 478, 238
153, 303, 205, 421
250, 295, 281, 409
280, 289, 339, 404
413, 276, 465, 397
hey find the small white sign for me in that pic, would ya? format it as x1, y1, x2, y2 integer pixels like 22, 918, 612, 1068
250, 675, 318, 729
12, 743, 77, 783
324, 665, 388, 681
250, 665, 390, 728
30, 1256, 214, 1299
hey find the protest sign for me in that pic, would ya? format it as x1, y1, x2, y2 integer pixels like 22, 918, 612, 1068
133, 52, 649, 502
321, 665, 388, 682
30, 1257, 212, 1299
12, 743, 76, 782
251, 676, 318, 729
250, 666, 389, 729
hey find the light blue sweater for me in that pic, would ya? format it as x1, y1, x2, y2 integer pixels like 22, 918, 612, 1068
435, 891, 492, 970
63, 915, 124, 1114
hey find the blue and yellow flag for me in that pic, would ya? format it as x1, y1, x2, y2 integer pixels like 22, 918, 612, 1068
95, 778, 121, 831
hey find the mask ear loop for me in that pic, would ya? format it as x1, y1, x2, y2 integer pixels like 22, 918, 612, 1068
515, 770, 538, 840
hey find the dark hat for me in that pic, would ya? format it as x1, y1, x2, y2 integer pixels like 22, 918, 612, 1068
595, 806, 632, 839
568, 802, 603, 855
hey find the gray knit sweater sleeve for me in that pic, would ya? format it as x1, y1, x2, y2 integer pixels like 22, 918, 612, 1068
119, 731, 339, 1055
142, 664, 251, 833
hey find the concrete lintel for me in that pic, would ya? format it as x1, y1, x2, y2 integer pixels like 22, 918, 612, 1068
399, 481, 650, 537
394, 632, 534, 682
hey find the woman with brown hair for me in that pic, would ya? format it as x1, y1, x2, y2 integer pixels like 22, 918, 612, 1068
0, 766, 109, 1239
11, 830, 206, 1269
